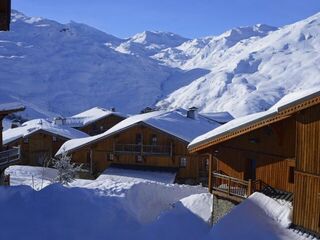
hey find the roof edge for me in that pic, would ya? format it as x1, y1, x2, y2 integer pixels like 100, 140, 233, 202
189, 94, 320, 153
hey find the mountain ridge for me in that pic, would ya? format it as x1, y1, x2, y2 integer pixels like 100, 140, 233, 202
1, 10, 319, 119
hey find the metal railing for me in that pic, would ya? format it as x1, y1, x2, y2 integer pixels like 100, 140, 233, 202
115, 144, 171, 155
0, 146, 21, 166
212, 172, 252, 199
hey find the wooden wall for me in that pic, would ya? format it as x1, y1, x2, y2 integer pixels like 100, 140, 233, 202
212, 116, 296, 192
78, 115, 125, 136
294, 104, 320, 234
0, 0, 10, 31
70, 124, 206, 182
8, 132, 67, 166
0, 116, 3, 151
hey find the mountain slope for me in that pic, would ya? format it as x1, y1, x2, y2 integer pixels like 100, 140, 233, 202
0, 11, 320, 119
0, 11, 197, 117
156, 13, 320, 116
115, 31, 189, 56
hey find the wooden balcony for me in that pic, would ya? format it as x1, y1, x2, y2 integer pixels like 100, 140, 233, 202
0, 146, 21, 168
114, 144, 171, 156
211, 172, 252, 202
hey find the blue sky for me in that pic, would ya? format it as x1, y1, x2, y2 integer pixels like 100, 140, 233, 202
13, 0, 320, 39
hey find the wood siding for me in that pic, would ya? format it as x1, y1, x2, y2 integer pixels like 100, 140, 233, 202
212, 116, 296, 192
8, 132, 67, 166
194, 101, 320, 234
0, 0, 10, 31
293, 172, 320, 234
0, 116, 3, 151
294, 104, 320, 234
70, 124, 206, 182
77, 115, 125, 136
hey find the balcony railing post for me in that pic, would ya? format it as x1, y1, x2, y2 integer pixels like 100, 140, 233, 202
247, 179, 252, 196
208, 154, 213, 193
228, 177, 231, 195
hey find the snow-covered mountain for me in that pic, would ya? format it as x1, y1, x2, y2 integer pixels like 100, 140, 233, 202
156, 13, 320, 115
0, 10, 320, 119
115, 30, 189, 56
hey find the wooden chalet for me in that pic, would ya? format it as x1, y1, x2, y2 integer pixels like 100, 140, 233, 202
0, 103, 25, 173
54, 107, 126, 136
56, 108, 233, 183
188, 88, 320, 235
3, 119, 88, 166
0, 0, 10, 31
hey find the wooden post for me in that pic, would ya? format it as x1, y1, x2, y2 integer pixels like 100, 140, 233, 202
89, 149, 93, 175
0, 0, 11, 31
0, 117, 3, 151
208, 153, 213, 193
247, 179, 252, 197
140, 132, 143, 157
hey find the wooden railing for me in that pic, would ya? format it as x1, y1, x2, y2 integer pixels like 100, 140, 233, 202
115, 144, 171, 156
211, 172, 252, 201
0, 146, 21, 167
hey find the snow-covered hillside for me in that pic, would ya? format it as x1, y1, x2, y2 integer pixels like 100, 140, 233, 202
157, 13, 320, 116
0, 11, 320, 119
0, 11, 198, 117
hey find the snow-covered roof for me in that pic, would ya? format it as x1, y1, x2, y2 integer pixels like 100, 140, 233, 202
199, 112, 234, 123
56, 108, 230, 155
0, 102, 25, 114
58, 107, 126, 128
3, 119, 89, 145
189, 87, 320, 150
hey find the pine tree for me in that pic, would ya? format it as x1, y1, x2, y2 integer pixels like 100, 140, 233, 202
52, 150, 82, 185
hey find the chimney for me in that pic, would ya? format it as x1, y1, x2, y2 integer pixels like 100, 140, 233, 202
187, 107, 198, 120
110, 107, 116, 112
53, 116, 64, 125
0, 0, 11, 31
11, 120, 21, 129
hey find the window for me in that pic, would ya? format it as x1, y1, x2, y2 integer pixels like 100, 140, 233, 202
108, 153, 114, 162
23, 137, 29, 144
53, 136, 57, 142
136, 133, 142, 145
180, 157, 187, 168
150, 134, 157, 145
136, 155, 143, 163
288, 166, 295, 184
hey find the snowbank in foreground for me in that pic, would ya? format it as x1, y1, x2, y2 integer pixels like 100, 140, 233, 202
4, 166, 314, 239
208, 192, 309, 240
0, 184, 211, 240
180, 193, 213, 223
